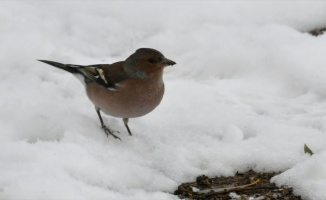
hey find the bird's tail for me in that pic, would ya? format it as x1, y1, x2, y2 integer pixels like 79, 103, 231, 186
38, 60, 79, 74
38, 60, 109, 87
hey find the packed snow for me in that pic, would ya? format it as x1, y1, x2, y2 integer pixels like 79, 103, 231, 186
1, 1, 326, 199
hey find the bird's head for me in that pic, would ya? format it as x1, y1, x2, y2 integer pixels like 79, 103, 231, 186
124, 48, 176, 79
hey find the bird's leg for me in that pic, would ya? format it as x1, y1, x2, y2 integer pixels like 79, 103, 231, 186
95, 107, 121, 140
123, 118, 132, 136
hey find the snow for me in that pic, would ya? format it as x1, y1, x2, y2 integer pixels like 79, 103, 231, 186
1, 1, 326, 199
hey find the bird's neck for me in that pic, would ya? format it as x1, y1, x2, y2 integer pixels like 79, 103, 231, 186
124, 65, 164, 82
147, 68, 164, 83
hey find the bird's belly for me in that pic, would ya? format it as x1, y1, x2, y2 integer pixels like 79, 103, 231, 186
86, 81, 164, 118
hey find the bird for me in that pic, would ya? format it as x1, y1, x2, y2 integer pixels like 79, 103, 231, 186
39, 48, 176, 140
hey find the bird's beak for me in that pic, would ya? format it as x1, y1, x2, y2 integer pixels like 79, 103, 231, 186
162, 57, 176, 66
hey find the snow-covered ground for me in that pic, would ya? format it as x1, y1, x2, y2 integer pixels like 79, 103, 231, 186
1, 1, 326, 199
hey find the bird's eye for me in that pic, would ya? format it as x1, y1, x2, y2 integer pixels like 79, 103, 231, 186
148, 58, 156, 64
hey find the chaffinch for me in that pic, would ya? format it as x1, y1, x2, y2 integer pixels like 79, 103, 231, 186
39, 48, 176, 140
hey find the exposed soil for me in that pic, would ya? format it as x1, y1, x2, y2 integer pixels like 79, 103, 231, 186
174, 170, 302, 200
309, 27, 326, 36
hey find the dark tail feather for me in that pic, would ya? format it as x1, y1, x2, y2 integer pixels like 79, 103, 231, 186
38, 60, 78, 74
38, 60, 106, 86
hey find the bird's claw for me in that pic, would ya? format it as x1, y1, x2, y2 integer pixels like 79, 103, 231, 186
102, 125, 121, 140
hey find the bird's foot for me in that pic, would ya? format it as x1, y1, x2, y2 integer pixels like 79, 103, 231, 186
102, 125, 121, 140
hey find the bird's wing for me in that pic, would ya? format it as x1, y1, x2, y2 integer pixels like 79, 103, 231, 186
78, 61, 130, 89
65, 64, 110, 88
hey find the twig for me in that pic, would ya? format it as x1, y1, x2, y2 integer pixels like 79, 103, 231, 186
196, 186, 279, 199
197, 179, 261, 195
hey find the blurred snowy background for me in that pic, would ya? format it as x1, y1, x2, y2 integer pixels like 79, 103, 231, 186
1, 1, 326, 199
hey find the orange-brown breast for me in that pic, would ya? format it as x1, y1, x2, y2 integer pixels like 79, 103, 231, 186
85, 76, 165, 118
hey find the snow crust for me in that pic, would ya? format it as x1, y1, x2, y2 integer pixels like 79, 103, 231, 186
1, 1, 326, 199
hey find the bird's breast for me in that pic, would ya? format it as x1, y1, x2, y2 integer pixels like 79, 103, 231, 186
86, 79, 165, 118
